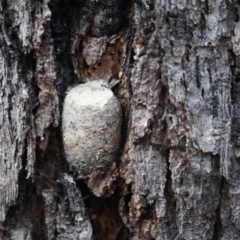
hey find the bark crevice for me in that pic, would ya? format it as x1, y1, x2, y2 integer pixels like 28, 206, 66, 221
163, 149, 178, 239
78, 179, 129, 240
212, 176, 226, 240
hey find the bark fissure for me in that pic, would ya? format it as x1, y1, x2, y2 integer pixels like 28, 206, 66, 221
163, 149, 178, 239
212, 176, 225, 240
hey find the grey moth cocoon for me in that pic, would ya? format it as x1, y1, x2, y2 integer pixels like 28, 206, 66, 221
62, 80, 122, 177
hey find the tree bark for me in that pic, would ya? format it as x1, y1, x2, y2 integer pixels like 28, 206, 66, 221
0, 0, 239, 239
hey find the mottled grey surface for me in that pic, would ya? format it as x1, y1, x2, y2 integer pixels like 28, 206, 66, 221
119, 1, 238, 239
1, 0, 240, 239
43, 174, 92, 240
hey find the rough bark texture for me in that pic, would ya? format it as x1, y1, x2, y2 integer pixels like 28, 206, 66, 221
1, 0, 240, 239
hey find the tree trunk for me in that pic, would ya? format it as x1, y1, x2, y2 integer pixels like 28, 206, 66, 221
0, 0, 239, 239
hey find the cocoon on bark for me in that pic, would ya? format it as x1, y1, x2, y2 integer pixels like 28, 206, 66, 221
62, 80, 122, 177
